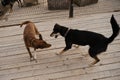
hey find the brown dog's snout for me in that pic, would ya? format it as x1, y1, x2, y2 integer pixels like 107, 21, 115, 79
42, 41, 51, 48
46, 43, 51, 48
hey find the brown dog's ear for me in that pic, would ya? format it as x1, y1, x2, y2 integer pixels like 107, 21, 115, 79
39, 34, 43, 40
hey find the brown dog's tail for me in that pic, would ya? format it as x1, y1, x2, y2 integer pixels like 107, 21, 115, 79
20, 21, 31, 27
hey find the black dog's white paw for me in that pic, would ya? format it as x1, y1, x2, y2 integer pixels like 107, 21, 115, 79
55, 52, 60, 55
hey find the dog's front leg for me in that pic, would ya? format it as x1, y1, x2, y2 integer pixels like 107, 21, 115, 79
17, 0, 23, 7
59, 41, 72, 55
9, 4, 13, 13
26, 47, 34, 61
59, 47, 69, 54
33, 53, 37, 63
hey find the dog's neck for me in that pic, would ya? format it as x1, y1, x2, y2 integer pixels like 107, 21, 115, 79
30, 38, 36, 47
59, 26, 70, 37
64, 28, 70, 37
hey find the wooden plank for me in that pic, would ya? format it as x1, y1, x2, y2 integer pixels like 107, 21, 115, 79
10, 63, 120, 80
97, 75, 120, 80
0, 0, 120, 26
0, 0, 120, 80
0, 13, 120, 39
0, 46, 119, 77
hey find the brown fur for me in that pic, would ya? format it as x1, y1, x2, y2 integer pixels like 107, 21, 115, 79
20, 21, 51, 62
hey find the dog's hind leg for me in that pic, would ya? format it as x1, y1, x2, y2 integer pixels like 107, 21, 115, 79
90, 56, 100, 66
88, 47, 100, 66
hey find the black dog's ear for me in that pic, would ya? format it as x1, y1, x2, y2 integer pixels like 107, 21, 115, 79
55, 23, 60, 27
54, 23, 61, 29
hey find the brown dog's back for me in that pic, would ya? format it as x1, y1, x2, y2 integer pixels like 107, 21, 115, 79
20, 21, 38, 37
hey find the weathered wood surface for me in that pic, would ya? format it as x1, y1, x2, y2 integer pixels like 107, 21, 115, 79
23, 0, 38, 6
0, 0, 120, 27
74, 0, 98, 7
0, 0, 120, 80
47, 0, 70, 10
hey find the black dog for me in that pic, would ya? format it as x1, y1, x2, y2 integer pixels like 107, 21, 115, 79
0, 0, 22, 20
1, 0, 22, 12
10, 0, 23, 8
50, 15, 120, 65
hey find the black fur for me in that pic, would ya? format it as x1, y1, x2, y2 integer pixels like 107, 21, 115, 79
1, 0, 22, 7
50, 15, 120, 65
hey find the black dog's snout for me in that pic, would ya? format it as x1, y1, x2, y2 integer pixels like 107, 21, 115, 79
50, 32, 53, 37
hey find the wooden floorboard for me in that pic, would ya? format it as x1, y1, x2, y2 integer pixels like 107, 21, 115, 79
0, 0, 120, 80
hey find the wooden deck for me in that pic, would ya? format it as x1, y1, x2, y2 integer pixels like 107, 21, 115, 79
0, 0, 120, 80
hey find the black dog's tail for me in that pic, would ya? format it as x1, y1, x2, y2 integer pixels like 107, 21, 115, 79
20, 21, 31, 27
107, 15, 120, 44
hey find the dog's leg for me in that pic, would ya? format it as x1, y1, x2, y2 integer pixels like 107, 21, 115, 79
26, 47, 34, 61
59, 41, 72, 55
33, 53, 37, 63
9, 4, 13, 13
90, 56, 100, 66
27, 47, 37, 62
89, 47, 100, 66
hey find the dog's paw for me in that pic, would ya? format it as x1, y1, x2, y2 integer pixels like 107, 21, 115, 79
30, 57, 34, 61
30, 57, 38, 63
89, 63, 94, 67
73, 45, 79, 48
55, 52, 60, 55
34, 59, 38, 63
82, 54, 88, 57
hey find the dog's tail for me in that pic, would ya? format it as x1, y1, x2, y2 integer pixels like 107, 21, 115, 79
107, 15, 120, 44
20, 21, 31, 27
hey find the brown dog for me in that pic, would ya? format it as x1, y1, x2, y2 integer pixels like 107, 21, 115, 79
20, 21, 51, 62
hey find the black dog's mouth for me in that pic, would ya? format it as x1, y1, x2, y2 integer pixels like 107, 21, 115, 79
50, 33, 59, 38
55, 35, 58, 38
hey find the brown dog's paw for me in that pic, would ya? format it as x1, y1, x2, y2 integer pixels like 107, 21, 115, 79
30, 57, 34, 61
30, 57, 37, 62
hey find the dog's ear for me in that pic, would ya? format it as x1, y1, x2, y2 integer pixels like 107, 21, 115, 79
54, 23, 61, 30
55, 23, 59, 26
55, 23, 60, 27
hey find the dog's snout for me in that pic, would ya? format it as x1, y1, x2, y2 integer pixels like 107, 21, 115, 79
47, 44, 51, 47
50, 33, 54, 37
44, 43, 51, 48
